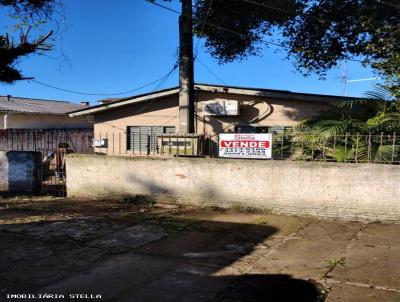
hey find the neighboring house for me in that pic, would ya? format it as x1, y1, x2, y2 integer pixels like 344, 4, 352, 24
0, 95, 94, 155
68, 83, 356, 155
0, 95, 92, 129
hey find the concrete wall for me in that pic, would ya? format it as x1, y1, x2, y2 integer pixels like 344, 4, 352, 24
92, 91, 330, 155
0, 151, 42, 194
66, 155, 400, 221
0, 112, 93, 129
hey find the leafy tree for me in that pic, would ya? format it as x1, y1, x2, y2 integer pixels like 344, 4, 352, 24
159, 0, 400, 92
0, 0, 55, 83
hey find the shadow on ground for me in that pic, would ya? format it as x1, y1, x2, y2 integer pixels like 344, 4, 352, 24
0, 197, 326, 301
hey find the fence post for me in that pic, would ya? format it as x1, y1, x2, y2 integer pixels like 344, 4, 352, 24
192, 133, 195, 156
333, 134, 336, 156
147, 135, 151, 156
184, 133, 187, 156
112, 132, 115, 155
176, 134, 179, 157
290, 135, 294, 157
119, 132, 121, 155
355, 132, 359, 163
208, 133, 211, 157
217, 134, 220, 158
392, 132, 396, 163
99, 132, 102, 154
139, 131, 142, 156
311, 133, 315, 159
368, 132, 372, 163
344, 133, 348, 163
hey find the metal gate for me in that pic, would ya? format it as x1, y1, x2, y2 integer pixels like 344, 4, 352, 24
0, 129, 94, 196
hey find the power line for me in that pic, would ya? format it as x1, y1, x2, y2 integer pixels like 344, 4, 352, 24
146, 1, 292, 48
150, 64, 178, 92
146, 0, 364, 63
242, 0, 399, 21
130, 64, 178, 116
195, 0, 214, 57
379, 0, 400, 9
196, 57, 226, 84
30, 62, 179, 96
88, 63, 178, 132
242, 0, 300, 17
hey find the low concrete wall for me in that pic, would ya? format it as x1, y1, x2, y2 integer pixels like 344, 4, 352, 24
67, 154, 400, 221
0, 151, 42, 194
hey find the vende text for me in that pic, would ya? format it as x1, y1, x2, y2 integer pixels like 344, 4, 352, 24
220, 140, 270, 148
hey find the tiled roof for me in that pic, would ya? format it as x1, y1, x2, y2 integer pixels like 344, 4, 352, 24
0, 96, 87, 115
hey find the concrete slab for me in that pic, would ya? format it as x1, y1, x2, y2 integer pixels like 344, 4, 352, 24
250, 238, 350, 280
115, 263, 237, 302
331, 244, 400, 290
1, 198, 400, 302
357, 223, 400, 247
295, 220, 362, 242
94, 224, 169, 248
326, 283, 400, 302
44, 254, 176, 301
219, 274, 324, 302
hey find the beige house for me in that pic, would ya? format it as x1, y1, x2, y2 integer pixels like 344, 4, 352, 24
0, 95, 92, 130
68, 84, 353, 155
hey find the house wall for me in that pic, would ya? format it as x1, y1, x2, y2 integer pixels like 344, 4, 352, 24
93, 96, 179, 154
67, 155, 400, 221
91, 91, 331, 155
0, 112, 93, 130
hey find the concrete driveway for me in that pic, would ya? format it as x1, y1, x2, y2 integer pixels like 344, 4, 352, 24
0, 197, 399, 301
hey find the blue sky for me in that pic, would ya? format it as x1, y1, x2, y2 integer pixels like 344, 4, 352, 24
0, 0, 381, 104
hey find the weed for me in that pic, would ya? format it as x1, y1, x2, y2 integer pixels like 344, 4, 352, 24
326, 257, 346, 268
117, 194, 156, 207
322, 257, 346, 279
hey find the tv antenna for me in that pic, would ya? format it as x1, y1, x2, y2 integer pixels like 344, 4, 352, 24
337, 62, 378, 96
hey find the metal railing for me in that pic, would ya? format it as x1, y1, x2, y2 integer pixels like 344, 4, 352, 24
91, 131, 400, 164
0, 129, 94, 196
1, 129, 397, 197
2, 129, 397, 165
0, 129, 94, 154
271, 131, 400, 164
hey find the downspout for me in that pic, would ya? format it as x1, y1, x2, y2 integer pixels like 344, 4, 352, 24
3, 112, 8, 129
4, 95, 11, 129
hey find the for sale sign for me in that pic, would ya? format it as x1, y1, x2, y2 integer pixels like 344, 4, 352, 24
219, 133, 272, 159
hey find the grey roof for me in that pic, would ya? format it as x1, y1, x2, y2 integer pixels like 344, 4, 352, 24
0, 95, 87, 115
69, 83, 360, 117
97, 97, 123, 104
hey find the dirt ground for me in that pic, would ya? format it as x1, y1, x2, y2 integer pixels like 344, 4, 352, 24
0, 196, 399, 302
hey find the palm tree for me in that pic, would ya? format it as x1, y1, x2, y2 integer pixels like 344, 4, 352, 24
278, 85, 400, 163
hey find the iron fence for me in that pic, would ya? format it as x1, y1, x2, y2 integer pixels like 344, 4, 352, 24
271, 131, 400, 164
1, 129, 398, 197
91, 130, 400, 164
0, 129, 94, 196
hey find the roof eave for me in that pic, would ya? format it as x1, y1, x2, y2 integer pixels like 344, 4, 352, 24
68, 84, 359, 117
0, 110, 71, 116
68, 88, 180, 117
194, 84, 358, 103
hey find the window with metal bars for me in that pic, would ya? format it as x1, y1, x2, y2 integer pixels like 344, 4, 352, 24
127, 126, 175, 154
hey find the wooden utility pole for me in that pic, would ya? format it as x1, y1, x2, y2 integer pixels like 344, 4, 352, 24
178, 0, 195, 134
